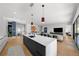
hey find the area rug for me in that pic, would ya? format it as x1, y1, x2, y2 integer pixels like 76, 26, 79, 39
7, 45, 25, 56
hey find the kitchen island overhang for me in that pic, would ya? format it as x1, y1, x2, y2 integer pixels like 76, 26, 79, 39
23, 35, 57, 56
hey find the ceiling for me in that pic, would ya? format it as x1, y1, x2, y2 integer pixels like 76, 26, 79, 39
0, 3, 30, 24
0, 3, 78, 25
32, 3, 79, 25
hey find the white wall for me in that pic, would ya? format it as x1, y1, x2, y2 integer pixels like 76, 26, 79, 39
0, 17, 8, 37
42, 23, 72, 35
16, 23, 25, 35
26, 23, 31, 34
65, 24, 73, 35
35, 24, 41, 34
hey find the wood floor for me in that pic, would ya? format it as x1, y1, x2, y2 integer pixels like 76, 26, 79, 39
0, 36, 79, 56
57, 36, 79, 56
0, 36, 32, 56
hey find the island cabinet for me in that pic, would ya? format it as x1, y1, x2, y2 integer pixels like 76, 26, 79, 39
23, 36, 45, 56
23, 35, 57, 56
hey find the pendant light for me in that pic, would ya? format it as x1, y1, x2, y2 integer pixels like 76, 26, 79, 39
41, 4, 45, 23
31, 21, 33, 25
31, 14, 33, 25
30, 3, 34, 26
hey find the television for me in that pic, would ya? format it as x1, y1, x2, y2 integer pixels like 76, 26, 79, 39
54, 28, 63, 33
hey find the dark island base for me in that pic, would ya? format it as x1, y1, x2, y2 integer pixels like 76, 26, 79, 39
23, 35, 46, 56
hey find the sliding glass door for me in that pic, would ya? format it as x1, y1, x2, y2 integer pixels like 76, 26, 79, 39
76, 16, 79, 49
73, 15, 79, 49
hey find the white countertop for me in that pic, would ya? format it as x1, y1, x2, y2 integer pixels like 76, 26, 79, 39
24, 35, 56, 46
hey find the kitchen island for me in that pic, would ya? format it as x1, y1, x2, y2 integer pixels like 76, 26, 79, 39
23, 35, 57, 56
